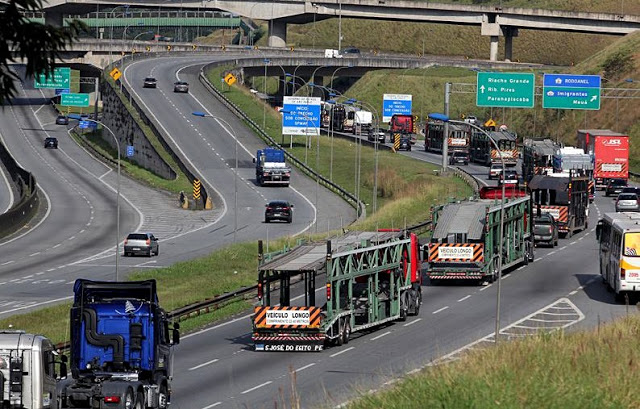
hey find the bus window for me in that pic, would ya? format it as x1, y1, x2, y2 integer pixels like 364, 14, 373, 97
623, 232, 640, 256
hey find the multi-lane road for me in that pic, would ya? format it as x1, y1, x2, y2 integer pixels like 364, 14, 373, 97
0, 55, 631, 409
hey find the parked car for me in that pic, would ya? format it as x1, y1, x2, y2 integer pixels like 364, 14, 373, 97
44, 137, 58, 149
605, 178, 628, 196
143, 77, 157, 88
488, 163, 505, 180
615, 193, 640, 212
498, 169, 519, 186
397, 137, 412, 151
449, 151, 470, 165
173, 81, 189, 93
55, 115, 69, 125
533, 213, 558, 247
124, 232, 159, 256
265, 201, 293, 223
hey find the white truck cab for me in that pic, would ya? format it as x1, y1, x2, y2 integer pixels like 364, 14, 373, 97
0, 331, 66, 409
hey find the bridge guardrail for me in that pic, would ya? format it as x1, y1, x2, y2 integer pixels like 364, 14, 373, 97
198, 65, 367, 220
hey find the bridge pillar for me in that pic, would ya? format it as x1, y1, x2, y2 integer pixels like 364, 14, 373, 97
268, 19, 287, 48
45, 10, 64, 27
503, 27, 518, 62
489, 36, 499, 62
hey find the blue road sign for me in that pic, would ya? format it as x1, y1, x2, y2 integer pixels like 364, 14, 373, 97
126, 145, 135, 157
543, 74, 601, 88
543, 74, 601, 110
382, 94, 412, 122
282, 96, 321, 136
55, 88, 70, 95
78, 121, 90, 129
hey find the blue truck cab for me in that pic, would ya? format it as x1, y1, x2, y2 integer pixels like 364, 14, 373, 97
59, 279, 179, 409
253, 148, 291, 186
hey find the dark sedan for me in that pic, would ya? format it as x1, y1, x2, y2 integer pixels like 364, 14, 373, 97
143, 77, 157, 88
397, 137, 411, 151
265, 201, 293, 223
605, 178, 627, 196
44, 137, 58, 149
55, 115, 69, 125
534, 213, 558, 247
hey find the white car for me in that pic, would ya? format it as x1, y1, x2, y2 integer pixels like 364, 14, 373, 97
488, 163, 504, 180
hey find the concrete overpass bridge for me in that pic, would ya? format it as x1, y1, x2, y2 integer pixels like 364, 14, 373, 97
40, 1, 640, 61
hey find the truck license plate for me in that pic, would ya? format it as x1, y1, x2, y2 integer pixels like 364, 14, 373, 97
133, 248, 140, 251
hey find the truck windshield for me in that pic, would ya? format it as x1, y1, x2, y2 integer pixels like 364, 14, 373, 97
624, 232, 640, 257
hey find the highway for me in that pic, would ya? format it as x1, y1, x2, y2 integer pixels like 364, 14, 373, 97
0, 54, 632, 409
0, 143, 15, 214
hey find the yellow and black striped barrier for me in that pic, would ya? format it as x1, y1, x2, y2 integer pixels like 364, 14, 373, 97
393, 133, 401, 151
193, 179, 201, 200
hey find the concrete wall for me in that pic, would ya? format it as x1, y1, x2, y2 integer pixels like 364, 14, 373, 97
101, 81, 177, 180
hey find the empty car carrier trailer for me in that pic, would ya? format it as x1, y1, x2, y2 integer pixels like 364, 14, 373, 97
252, 231, 422, 351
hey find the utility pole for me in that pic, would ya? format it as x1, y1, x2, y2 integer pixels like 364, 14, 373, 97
442, 82, 451, 172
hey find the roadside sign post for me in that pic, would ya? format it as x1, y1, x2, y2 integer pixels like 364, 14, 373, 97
476, 72, 535, 108
542, 74, 601, 110
61, 93, 90, 108
382, 94, 412, 122
126, 145, 135, 157
34, 67, 71, 89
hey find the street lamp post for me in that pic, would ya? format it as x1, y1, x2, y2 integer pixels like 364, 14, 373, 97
429, 112, 506, 344
192, 112, 239, 242
69, 114, 121, 281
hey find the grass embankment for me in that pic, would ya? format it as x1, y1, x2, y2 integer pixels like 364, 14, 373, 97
347, 314, 640, 409
0, 66, 472, 343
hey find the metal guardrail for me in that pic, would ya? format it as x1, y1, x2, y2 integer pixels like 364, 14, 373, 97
197, 66, 368, 220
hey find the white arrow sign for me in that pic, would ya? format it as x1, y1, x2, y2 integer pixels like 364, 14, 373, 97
480, 85, 486, 93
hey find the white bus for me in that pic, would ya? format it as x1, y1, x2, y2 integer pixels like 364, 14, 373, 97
596, 212, 640, 302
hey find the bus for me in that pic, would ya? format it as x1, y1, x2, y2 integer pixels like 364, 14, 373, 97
424, 121, 470, 155
596, 212, 640, 302
470, 129, 518, 167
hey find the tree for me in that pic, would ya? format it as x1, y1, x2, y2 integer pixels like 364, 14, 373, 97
0, 0, 84, 104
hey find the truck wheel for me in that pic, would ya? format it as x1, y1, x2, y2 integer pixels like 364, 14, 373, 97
343, 320, 351, 345
135, 392, 145, 409
336, 320, 344, 346
124, 389, 135, 409
158, 384, 169, 409
399, 294, 408, 321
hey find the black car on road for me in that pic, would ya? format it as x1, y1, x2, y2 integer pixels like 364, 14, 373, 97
534, 213, 558, 247
397, 137, 411, 151
449, 151, 470, 165
55, 115, 69, 125
605, 178, 628, 196
265, 200, 293, 223
143, 77, 157, 88
44, 137, 58, 149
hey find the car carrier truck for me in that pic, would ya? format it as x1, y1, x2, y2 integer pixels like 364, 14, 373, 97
527, 170, 590, 238
253, 148, 291, 186
58, 279, 180, 409
0, 331, 67, 409
426, 186, 534, 283
252, 231, 422, 351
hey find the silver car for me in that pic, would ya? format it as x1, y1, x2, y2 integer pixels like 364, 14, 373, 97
615, 193, 639, 212
173, 81, 189, 93
124, 232, 159, 257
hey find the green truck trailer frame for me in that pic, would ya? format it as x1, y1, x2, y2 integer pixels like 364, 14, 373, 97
426, 187, 534, 283
253, 231, 422, 351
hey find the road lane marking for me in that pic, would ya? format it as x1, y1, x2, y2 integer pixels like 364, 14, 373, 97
432, 306, 449, 314
295, 363, 316, 372
479, 284, 492, 291
202, 402, 222, 409
457, 295, 471, 302
569, 290, 578, 295
241, 381, 272, 394
29, 252, 40, 257
403, 318, 422, 327
371, 331, 391, 341
516, 266, 525, 271
1, 261, 14, 266
330, 346, 354, 358
188, 358, 219, 371
548, 251, 557, 255
502, 274, 511, 280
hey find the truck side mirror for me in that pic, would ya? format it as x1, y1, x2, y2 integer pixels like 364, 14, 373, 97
252, 158, 256, 163
172, 323, 180, 345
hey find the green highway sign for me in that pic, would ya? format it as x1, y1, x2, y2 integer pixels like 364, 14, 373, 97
476, 72, 535, 108
34, 67, 71, 89
542, 74, 601, 110
61, 93, 90, 107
